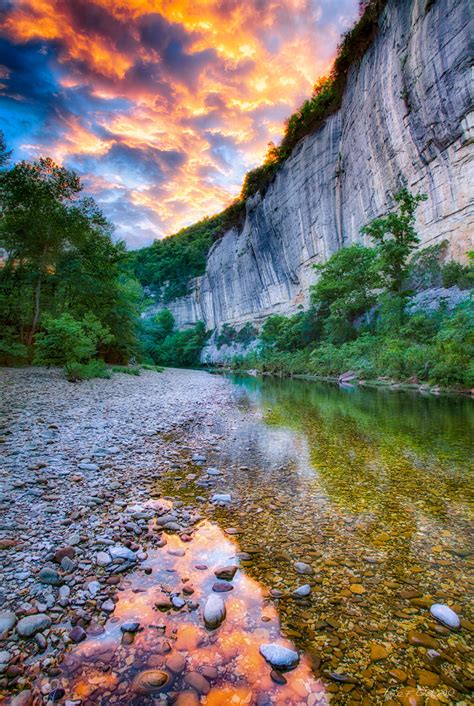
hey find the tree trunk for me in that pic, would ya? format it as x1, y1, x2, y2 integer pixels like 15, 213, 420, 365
27, 271, 42, 347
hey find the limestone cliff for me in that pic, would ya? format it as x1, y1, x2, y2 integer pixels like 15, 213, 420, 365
154, 0, 473, 331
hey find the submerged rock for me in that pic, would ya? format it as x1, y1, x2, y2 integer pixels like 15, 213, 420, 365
259, 644, 299, 671
132, 669, 172, 695
294, 562, 312, 575
292, 584, 311, 597
211, 493, 231, 505
430, 603, 460, 630
214, 565, 237, 581
203, 594, 226, 629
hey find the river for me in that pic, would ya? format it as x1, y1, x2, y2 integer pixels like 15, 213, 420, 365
32, 373, 474, 704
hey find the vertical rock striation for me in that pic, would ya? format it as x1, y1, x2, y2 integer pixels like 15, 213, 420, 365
154, 0, 473, 330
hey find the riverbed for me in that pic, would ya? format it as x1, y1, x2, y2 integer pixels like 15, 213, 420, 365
0, 368, 472, 705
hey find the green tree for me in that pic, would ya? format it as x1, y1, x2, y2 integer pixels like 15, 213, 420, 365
311, 244, 381, 343
361, 188, 427, 295
0, 157, 84, 344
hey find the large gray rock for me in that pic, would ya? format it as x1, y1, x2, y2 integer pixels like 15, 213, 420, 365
146, 0, 472, 361
16, 613, 52, 637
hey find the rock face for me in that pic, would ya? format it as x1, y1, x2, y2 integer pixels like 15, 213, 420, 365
151, 0, 472, 340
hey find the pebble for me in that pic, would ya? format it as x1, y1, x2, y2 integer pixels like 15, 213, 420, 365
184, 672, 211, 694
294, 562, 312, 575
38, 567, 61, 585
211, 493, 231, 505
214, 565, 237, 580
69, 625, 86, 643
292, 584, 311, 597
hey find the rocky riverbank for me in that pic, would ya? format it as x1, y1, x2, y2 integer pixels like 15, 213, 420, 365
0, 367, 236, 703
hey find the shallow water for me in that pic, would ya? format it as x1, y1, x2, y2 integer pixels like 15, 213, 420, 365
58, 377, 473, 704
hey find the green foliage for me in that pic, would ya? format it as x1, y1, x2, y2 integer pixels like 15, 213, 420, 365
407, 241, 447, 290
311, 244, 381, 342
260, 311, 319, 352
216, 322, 257, 348
430, 302, 474, 387
132, 201, 245, 301
0, 333, 28, 366
0, 140, 143, 365
111, 365, 141, 376
442, 256, 473, 290
237, 301, 473, 388
33, 313, 112, 367
361, 188, 427, 294
142, 310, 208, 367
65, 359, 111, 382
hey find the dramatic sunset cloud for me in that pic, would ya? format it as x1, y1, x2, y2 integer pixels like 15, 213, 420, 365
0, 0, 359, 247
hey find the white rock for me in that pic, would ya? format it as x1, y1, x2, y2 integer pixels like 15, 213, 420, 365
211, 493, 231, 505
259, 643, 299, 670
293, 584, 311, 597
96, 551, 111, 566
430, 603, 460, 630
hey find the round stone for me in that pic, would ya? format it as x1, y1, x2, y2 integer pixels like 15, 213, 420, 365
38, 567, 61, 586
0, 611, 17, 636
132, 669, 172, 695
203, 594, 226, 629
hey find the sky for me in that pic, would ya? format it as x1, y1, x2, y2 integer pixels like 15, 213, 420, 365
0, 0, 359, 248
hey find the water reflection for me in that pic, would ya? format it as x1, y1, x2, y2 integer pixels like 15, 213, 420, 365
56, 521, 326, 705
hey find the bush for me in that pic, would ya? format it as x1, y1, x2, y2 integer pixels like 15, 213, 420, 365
65, 359, 111, 382
216, 322, 257, 348
430, 301, 474, 387
142, 310, 208, 367
111, 365, 141, 376
33, 313, 113, 366
0, 333, 28, 365
442, 258, 473, 290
